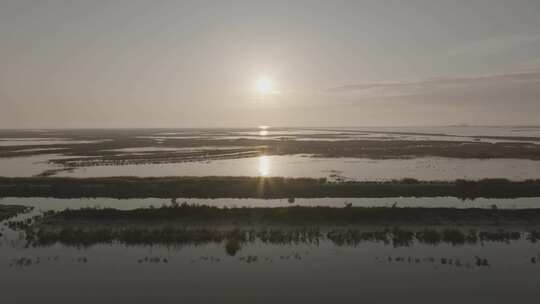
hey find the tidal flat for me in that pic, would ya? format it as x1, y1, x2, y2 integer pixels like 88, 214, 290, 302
2, 128, 540, 165
3, 128, 540, 181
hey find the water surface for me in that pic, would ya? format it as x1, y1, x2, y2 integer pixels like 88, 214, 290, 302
1, 221, 539, 304
56, 155, 540, 181
2, 197, 539, 211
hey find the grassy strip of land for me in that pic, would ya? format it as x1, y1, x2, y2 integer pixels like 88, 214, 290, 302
21, 205, 540, 253
36, 204, 540, 226
28, 226, 540, 252
1, 176, 540, 199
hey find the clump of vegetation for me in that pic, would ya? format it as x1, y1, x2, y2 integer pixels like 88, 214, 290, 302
526, 231, 540, 243
478, 230, 521, 243
138, 256, 170, 264
9, 257, 40, 268
0, 205, 33, 221
225, 239, 242, 256
382, 255, 492, 269
475, 256, 490, 267
415, 229, 442, 245
238, 255, 259, 263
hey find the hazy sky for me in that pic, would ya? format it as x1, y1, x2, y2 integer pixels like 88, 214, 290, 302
1, 0, 540, 128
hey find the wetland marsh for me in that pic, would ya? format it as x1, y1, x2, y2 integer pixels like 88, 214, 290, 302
2, 127, 540, 303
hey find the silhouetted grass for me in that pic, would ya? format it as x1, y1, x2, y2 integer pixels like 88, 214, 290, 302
28, 223, 535, 255
29, 203, 540, 226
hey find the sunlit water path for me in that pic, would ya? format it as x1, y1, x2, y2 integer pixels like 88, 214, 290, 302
51, 155, 540, 181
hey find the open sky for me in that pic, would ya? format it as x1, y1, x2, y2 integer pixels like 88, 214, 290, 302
1, 0, 540, 128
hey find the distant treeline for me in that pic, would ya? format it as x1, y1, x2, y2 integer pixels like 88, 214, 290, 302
1, 176, 540, 199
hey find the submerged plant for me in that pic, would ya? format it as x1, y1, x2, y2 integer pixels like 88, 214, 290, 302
225, 239, 242, 256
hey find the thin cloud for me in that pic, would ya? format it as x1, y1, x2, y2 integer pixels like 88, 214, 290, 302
447, 34, 540, 57
327, 70, 540, 93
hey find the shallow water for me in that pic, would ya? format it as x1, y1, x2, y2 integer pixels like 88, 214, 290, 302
1, 197, 539, 211
5, 152, 540, 181
218, 132, 539, 143
2, 196, 540, 303
3, 127, 540, 180
107, 146, 256, 153
0, 154, 63, 177
56, 155, 540, 181
355, 126, 540, 138
3, 243, 538, 303
3, 126, 540, 146
142, 126, 540, 143
1, 222, 539, 303
0, 138, 109, 146
319, 126, 540, 138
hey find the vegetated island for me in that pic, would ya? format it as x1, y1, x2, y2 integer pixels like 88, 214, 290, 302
13, 204, 540, 254
2, 176, 540, 199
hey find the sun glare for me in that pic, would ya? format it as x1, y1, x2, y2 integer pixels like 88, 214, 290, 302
258, 155, 270, 176
256, 77, 272, 95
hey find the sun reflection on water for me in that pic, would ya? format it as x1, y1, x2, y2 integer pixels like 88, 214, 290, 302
258, 125, 269, 136
258, 155, 270, 176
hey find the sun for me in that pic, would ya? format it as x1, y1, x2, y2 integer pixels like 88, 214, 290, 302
256, 76, 273, 95
255, 76, 280, 96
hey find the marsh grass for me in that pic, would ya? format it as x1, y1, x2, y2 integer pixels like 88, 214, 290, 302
35, 203, 540, 226
24, 204, 540, 255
